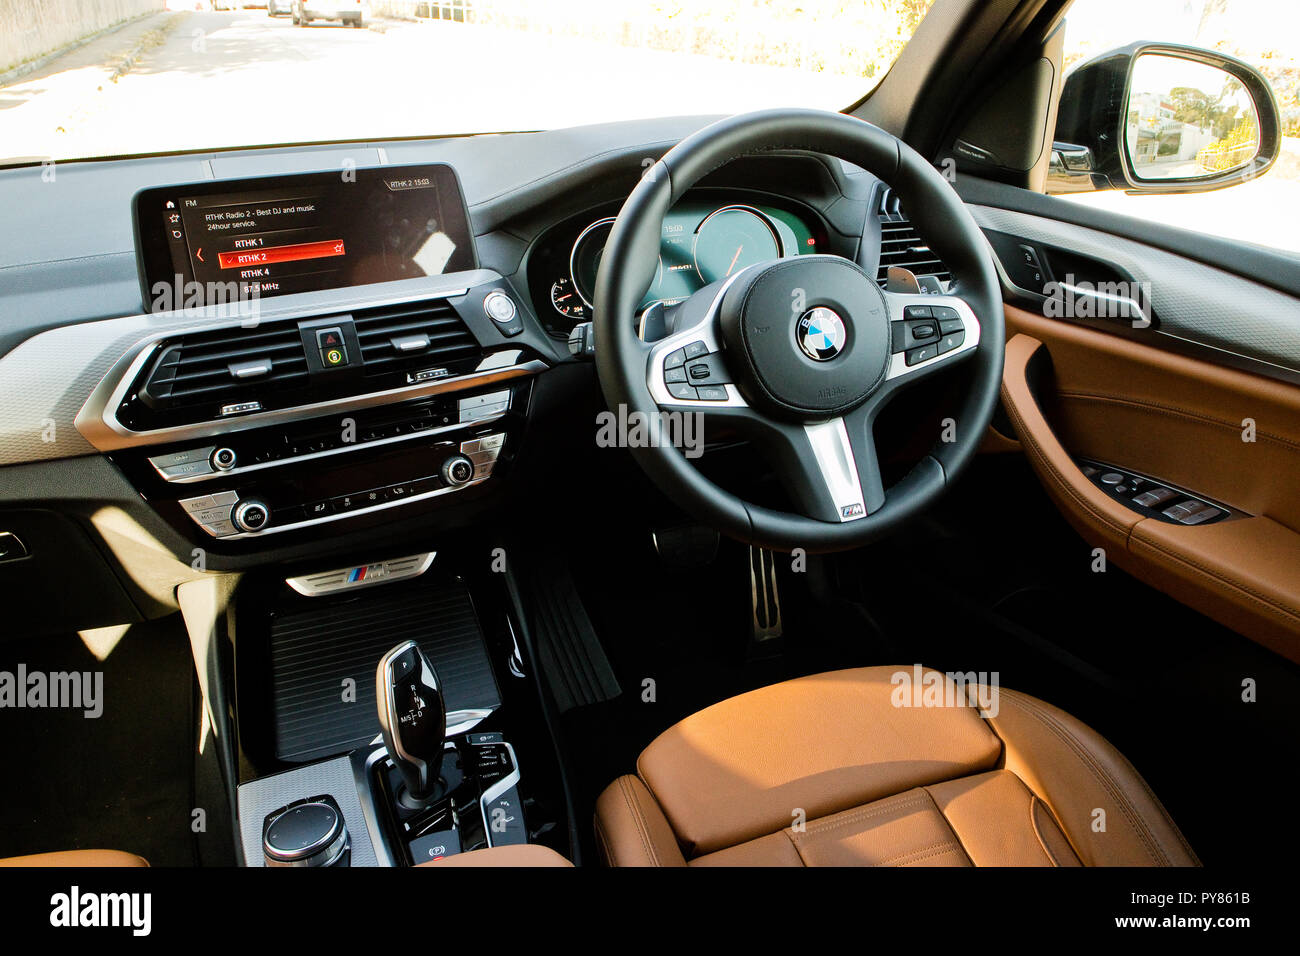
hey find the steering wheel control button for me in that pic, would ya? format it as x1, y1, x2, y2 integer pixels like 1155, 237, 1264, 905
664, 348, 687, 369
668, 383, 699, 401
936, 330, 965, 354
683, 340, 709, 360
664, 367, 688, 383
905, 344, 937, 366
696, 386, 728, 401
232, 499, 271, 533
903, 305, 933, 319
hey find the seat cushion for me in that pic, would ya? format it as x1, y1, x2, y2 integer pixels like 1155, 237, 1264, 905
0, 849, 148, 867
596, 666, 1198, 867
636, 666, 1003, 855
690, 772, 1081, 867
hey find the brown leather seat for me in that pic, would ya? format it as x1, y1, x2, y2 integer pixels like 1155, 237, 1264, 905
0, 849, 148, 867
594, 667, 1197, 867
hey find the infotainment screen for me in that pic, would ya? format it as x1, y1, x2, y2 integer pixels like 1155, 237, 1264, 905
134, 163, 476, 311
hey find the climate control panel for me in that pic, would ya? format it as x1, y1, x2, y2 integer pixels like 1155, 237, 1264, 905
117, 382, 527, 546
175, 430, 506, 539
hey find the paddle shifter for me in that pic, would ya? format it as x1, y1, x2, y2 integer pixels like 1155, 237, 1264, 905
376, 641, 447, 806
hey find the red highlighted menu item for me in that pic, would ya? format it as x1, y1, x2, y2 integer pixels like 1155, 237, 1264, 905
217, 239, 346, 270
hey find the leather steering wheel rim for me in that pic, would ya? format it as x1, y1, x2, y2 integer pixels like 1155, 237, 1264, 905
593, 108, 1004, 552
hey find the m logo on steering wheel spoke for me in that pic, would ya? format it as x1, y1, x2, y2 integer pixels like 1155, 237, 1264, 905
796, 307, 846, 361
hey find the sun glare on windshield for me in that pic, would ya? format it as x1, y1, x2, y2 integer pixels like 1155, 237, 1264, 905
0, 1, 935, 164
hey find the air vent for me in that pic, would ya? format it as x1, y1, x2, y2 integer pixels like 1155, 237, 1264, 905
352, 299, 480, 376
875, 188, 952, 287
139, 322, 309, 410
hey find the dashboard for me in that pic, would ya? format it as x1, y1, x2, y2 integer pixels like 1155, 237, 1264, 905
525, 193, 829, 338
0, 117, 888, 615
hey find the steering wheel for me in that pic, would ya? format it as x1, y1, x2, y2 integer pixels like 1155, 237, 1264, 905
593, 108, 1004, 552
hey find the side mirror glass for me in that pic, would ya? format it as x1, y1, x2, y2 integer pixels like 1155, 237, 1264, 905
1051, 42, 1281, 195
1124, 53, 1260, 182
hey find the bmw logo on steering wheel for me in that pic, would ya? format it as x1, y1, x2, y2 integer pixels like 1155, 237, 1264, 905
796, 307, 846, 361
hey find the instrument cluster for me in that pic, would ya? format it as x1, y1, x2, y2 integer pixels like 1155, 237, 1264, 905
526, 194, 826, 338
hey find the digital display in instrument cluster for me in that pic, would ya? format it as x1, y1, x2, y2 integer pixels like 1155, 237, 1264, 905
134, 163, 476, 311
564, 202, 820, 318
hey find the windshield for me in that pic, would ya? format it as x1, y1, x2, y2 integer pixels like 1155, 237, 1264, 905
0, 1, 934, 166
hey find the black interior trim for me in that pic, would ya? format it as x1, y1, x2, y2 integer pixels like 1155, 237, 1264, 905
956, 174, 1300, 298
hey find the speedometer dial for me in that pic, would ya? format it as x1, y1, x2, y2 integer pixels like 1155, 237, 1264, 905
550, 277, 587, 319
693, 205, 782, 284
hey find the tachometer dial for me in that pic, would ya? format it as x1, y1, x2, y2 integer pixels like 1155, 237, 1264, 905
550, 277, 587, 319
570, 215, 665, 308
693, 205, 782, 284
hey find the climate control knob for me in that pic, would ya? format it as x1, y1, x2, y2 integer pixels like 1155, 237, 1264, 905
232, 498, 271, 533
440, 455, 475, 488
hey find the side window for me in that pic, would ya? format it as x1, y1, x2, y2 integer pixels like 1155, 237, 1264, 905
1049, 0, 1298, 256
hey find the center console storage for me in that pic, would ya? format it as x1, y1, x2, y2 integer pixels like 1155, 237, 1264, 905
229, 547, 572, 866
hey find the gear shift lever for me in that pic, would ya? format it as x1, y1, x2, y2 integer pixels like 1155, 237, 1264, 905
376, 641, 446, 805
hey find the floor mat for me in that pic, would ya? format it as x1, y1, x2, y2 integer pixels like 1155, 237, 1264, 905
0, 616, 195, 866
514, 557, 621, 712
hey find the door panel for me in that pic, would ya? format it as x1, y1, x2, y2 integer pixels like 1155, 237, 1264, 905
1000, 307, 1300, 664
970, 203, 1300, 381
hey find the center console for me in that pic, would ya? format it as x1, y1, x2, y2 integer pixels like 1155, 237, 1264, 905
232, 554, 565, 867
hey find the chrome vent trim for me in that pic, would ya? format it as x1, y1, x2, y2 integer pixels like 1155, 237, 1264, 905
875, 188, 951, 287
141, 322, 309, 408
352, 300, 478, 375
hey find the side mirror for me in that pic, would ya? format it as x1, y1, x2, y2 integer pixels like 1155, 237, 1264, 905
1051, 42, 1281, 194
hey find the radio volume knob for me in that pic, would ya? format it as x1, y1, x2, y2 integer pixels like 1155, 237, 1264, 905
232, 498, 271, 532
441, 455, 475, 487
211, 447, 237, 471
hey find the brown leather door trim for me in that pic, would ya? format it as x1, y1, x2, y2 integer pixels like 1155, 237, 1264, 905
999, 316, 1300, 664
